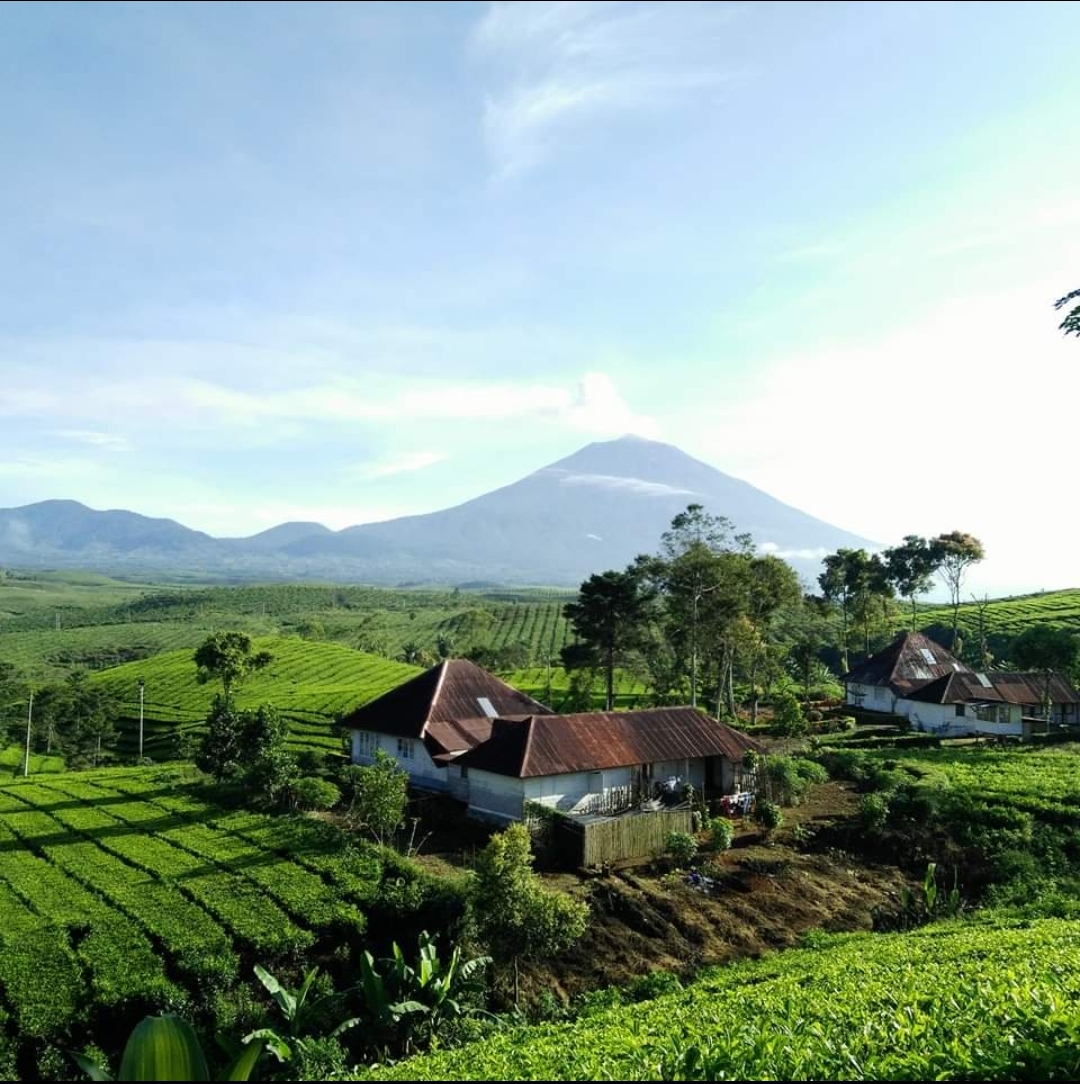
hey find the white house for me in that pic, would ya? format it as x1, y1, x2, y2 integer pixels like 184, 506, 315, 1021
342, 659, 762, 822
449, 707, 762, 824
845, 631, 1080, 737
339, 659, 553, 794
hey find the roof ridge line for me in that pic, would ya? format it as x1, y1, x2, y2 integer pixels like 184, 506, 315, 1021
421, 660, 450, 739
520, 714, 537, 776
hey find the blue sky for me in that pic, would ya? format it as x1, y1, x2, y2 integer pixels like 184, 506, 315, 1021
2, 1, 1079, 596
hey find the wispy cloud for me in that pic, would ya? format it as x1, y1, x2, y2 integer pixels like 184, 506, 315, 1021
473, 1, 744, 176
347, 451, 448, 480
547, 470, 695, 498
55, 429, 132, 451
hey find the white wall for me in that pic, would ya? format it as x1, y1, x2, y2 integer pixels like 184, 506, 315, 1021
466, 769, 526, 822
349, 729, 449, 792
847, 683, 895, 711
896, 700, 1023, 737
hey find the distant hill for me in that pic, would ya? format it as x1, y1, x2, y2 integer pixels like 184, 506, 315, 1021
0, 436, 875, 585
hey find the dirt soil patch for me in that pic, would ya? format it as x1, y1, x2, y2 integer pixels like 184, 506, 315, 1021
523, 780, 913, 1002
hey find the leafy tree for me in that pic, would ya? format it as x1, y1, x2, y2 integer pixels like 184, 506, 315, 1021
194, 632, 272, 702
196, 694, 245, 782
1056, 287, 1080, 337
340, 750, 409, 846
770, 689, 806, 737
241, 704, 297, 807
931, 532, 985, 652
885, 535, 938, 629
33, 672, 119, 769
563, 568, 655, 710
1009, 626, 1078, 674
471, 823, 588, 1004
818, 549, 877, 672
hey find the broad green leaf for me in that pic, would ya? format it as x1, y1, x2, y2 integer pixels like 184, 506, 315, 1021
117, 1015, 210, 1082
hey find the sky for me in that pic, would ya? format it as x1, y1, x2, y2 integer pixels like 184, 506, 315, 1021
2, 0, 1079, 598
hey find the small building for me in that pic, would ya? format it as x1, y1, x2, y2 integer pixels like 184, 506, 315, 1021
339, 659, 553, 794
342, 660, 762, 823
450, 707, 762, 824
845, 631, 1080, 738
844, 631, 971, 714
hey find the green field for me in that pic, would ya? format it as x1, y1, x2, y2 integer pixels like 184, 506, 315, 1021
0, 765, 434, 1076
357, 916, 1080, 1081
89, 637, 421, 758
918, 588, 1080, 653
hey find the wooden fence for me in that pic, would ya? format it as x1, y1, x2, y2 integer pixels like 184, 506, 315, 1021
554, 807, 693, 868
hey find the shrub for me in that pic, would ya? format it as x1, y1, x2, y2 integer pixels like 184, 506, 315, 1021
665, 831, 698, 867
626, 970, 683, 1002
771, 690, 806, 736
859, 792, 890, 832
293, 776, 341, 811
707, 818, 734, 852
755, 799, 784, 834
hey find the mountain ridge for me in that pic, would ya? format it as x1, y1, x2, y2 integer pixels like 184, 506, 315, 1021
0, 436, 876, 585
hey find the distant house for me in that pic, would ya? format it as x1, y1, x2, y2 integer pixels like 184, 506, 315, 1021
342, 660, 761, 822
844, 631, 1080, 737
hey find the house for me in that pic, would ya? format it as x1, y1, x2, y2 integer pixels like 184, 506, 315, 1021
339, 659, 553, 794
844, 631, 1080, 737
844, 631, 971, 714
343, 659, 762, 822
449, 707, 762, 824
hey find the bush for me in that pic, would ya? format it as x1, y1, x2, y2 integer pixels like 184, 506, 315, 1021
292, 776, 341, 811
626, 970, 683, 1002
859, 792, 890, 832
665, 831, 698, 867
771, 690, 806, 736
755, 799, 784, 834
707, 817, 735, 852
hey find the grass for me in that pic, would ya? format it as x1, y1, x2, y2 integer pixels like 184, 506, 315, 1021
355, 915, 1080, 1081
0, 763, 440, 1074
89, 637, 421, 757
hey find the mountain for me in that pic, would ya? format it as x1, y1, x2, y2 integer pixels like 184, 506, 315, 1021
0, 437, 875, 585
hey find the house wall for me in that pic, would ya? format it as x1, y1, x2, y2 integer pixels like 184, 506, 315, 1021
896, 700, 1023, 737
349, 729, 448, 792
847, 682, 895, 711
466, 769, 526, 822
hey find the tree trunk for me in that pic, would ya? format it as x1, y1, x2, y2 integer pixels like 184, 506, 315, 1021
605, 645, 614, 711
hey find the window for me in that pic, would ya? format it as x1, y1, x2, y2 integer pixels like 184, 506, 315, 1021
460, 765, 468, 779
955, 704, 966, 717
396, 737, 415, 761
874, 686, 885, 701
355, 731, 377, 758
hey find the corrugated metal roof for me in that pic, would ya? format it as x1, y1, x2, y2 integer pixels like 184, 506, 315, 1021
455, 708, 764, 779
905, 672, 1005, 705
987, 672, 1080, 706
843, 632, 971, 695
339, 659, 553, 748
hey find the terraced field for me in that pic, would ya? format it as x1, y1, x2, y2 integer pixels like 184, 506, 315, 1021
356, 916, 1080, 1081
505, 666, 651, 711
919, 588, 1080, 651
89, 638, 420, 758
0, 766, 389, 1075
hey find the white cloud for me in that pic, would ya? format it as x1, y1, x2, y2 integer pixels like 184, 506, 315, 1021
347, 452, 448, 480
473, 1, 744, 176
684, 272, 1080, 595
55, 429, 132, 451
547, 470, 694, 498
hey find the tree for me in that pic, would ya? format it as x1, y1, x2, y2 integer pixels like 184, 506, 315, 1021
340, 750, 409, 846
1010, 625, 1079, 676
241, 704, 297, 807
563, 568, 655, 711
818, 549, 875, 672
931, 532, 985, 652
194, 632, 272, 702
471, 823, 588, 1004
1055, 287, 1080, 338
884, 535, 938, 629
33, 672, 119, 769
196, 695, 246, 782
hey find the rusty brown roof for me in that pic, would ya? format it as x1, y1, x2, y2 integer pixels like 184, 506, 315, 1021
905, 671, 1006, 705
339, 659, 553, 750
986, 672, 1080, 707
455, 708, 764, 779
843, 632, 971, 695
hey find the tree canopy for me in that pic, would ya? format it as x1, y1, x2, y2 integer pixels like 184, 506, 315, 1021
1055, 288, 1080, 338
193, 631, 273, 700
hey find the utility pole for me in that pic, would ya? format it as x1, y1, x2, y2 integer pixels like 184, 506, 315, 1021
138, 678, 145, 761
22, 689, 33, 777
